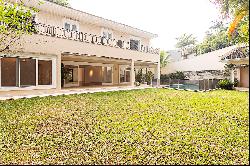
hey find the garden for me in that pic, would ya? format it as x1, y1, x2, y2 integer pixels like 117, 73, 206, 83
0, 88, 248, 164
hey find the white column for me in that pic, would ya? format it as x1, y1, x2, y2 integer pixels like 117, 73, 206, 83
130, 59, 135, 86
56, 54, 61, 90
236, 67, 241, 87
230, 69, 235, 82
155, 62, 160, 87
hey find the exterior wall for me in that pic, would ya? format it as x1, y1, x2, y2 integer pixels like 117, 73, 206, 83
113, 64, 119, 85
15, 34, 159, 63
161, 46, 236, 75
1, 0, 160, 91
36, 10, 151, 49
240, 66, 249, 88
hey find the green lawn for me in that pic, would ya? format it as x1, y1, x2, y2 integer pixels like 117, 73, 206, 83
0, 89, 249, 165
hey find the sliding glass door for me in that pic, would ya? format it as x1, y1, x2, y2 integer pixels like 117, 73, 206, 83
120, 66, 131, 83
1, 57, 18, 87
102, 66, 113, 84
38, 60, 52, 85
20, 58, 36, 87
1, 57, 54, 88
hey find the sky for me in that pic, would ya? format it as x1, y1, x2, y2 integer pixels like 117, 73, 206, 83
70, 0, 222, 51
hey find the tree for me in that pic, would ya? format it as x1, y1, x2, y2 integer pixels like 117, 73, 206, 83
160, 50, 169, 68
0, 0, 37, 52
195, 20, 236, 55
175, 33, 197, 58
210, 0, 249, 44
47, 0, 70, 7
175, 33, 197, 49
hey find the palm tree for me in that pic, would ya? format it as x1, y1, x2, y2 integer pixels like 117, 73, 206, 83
160, 51, 170, 68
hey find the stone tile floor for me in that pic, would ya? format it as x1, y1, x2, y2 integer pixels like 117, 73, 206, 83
0, 86, 154, 101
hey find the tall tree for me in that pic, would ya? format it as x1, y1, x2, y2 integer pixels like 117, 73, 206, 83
195, 20, 235, 55
47, 0, 70, 7
211, 0, 249, 44
160, 50, 169, 68
0, 0, 37, 52
175, 33, 197, 58
175, 33, 197, 49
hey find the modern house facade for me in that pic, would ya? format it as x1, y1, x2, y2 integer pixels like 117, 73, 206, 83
0, 0, 160, 91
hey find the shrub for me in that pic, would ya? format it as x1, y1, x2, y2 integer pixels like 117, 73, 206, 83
217, 79, 234, 90
145, 71, 154, 85
135, 69, 145, 83
233, 78, 239, 87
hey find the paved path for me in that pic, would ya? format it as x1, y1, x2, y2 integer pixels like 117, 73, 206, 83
0, 86, 153, 101
235, 87, 249, 92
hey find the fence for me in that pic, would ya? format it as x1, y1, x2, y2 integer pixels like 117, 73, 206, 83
161, 79, 222, 91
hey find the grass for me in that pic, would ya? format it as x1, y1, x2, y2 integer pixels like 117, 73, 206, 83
0, 89, 249, 165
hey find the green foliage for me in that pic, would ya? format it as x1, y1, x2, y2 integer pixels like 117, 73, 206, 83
169, 71, 185, 80
161, 71, 185, 84
160, 51, 169, 68
211, 0, 249, 44
233, 15, 249, 44
61, 63, 72, 87
0, 89, 248, 164
175, 33, 197, 48
144, 71, 154, 85
233, 78, 239, 87
135, 69, 144, 83
0, 0, 37, 52
135, 70, 154, 85
217, 79, 234, 90
47, 0, 70, 6
223, 64, 236, 77
195, 20, 235, 55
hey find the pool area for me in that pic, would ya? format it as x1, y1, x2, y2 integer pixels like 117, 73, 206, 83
166, 84, 200, 90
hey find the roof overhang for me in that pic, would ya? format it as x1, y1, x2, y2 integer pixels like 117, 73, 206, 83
220, 45, 249, 64
15, 0, 158, 39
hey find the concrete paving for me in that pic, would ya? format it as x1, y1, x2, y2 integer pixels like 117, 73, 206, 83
0, 86, 154, 101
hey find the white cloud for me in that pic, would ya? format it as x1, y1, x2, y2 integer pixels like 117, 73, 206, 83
70, 0, 221, 50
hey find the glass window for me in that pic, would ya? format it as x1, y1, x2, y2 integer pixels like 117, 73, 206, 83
103, 31, 108, 39
1, 57, 54, 88
20, 58, 36, 87
102, 67, 112, 83
65, 22, 71, 31
38, 60, 52, 85
1, 57, 18, 87
72, 24, 77, 31
117, 40, 123, 48
68, 69, 74, 82
120, 66, 131, 83
102, 29, 113, 39
130, 39, 140, 51
108, 33, 112, 39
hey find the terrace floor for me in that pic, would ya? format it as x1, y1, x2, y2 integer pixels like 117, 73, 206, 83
235, 87, 249, 92
0, 85, 153, 101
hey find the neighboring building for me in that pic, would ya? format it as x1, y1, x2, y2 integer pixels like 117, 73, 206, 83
0, 0, 160, 91
180, 45, 196, 60
167, 50, 182, 63
167, 48, 196, 63
221, 46, 249, 88
161, 46, 238, 80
